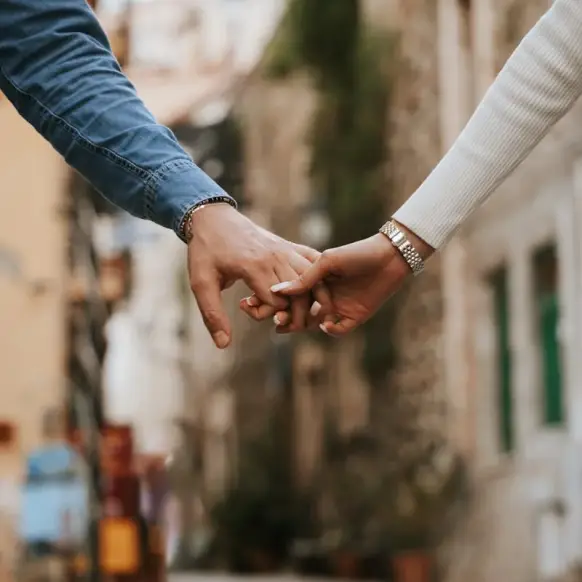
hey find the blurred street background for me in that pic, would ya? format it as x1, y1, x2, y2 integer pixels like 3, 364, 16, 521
1, 0, 582, 581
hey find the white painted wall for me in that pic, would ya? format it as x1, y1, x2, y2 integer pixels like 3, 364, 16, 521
102, 220, 186, 456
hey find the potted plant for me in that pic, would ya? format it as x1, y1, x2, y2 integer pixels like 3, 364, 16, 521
317, 427, 385, 579
291, 537, 331, 577
210, 428, 315, 573
387, 503, 437, 582
384, 452, 468, 582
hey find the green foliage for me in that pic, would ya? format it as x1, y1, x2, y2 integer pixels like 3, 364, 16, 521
382, 452, 470, 552
293, 0, 360, 89
262, 2, 303, 79
318, 423, 384, 548
211, 425, 316, 571
317, 423, 469, 552
264, 0, 360, 87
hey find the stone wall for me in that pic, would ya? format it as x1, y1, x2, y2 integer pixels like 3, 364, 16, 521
232, 72, 317, 456
444, 0, 582, 580
377, 0, 446, 439
234, 65, 378, 485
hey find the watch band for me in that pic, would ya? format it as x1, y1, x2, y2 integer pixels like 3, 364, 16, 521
379, 220, 425, 276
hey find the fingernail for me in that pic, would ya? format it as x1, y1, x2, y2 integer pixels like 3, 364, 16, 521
273, 315, 281, 326
246, 296, 259, 307
319, 323, 329, 335
213, 331, 229, 349
310, 302, 322, 317
271, 281, 293, 293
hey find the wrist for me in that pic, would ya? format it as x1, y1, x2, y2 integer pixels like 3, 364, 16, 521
181, 197, 238, 243
371, 233, 410, 276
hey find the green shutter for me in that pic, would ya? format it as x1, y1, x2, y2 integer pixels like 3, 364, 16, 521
533, 246, 564, 426
491, 268, 514, 453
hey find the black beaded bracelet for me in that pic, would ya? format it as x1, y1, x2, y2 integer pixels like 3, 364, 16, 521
179, 196, 238, 243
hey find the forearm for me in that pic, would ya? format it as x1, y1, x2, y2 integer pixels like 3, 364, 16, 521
0, 0, 232, 237
393, 0, 582, 249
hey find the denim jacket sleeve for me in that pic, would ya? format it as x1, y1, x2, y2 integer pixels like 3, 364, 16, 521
0, 0, 234, 238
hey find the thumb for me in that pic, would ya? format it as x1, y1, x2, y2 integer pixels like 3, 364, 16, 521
271, 251, 335, 296
191, 271, 232, 349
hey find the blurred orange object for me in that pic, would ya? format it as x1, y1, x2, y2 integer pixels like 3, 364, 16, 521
99, 517, 140, 574
391, 551, 433, 582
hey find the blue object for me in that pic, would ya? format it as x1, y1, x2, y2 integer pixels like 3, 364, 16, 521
21, 445, 89, 545
20, 479, 89, 544
26, 444, 77, 480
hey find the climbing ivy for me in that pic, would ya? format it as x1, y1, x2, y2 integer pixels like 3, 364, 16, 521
264, 0, 398, 387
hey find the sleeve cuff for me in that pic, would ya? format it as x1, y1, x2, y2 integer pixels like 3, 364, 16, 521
145, 158, 236, 237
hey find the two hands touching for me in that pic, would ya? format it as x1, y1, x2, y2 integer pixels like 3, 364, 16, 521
187, 203, 434, 348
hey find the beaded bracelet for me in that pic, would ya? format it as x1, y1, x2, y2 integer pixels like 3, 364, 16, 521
179, 196, 238, 243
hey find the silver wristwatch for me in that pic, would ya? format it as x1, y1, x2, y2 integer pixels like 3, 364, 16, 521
379, 220, 425, 276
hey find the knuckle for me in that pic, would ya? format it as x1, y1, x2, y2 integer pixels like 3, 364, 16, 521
202, 309, 222, 329
241, 249, 268, 276
269, 248, 281, 262
190, 273, 210, 292
269, 247, 288, 266
299, 245, 319, 262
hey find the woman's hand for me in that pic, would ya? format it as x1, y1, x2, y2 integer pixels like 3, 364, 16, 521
241, 223, 435, 336
270, 234, 410, 335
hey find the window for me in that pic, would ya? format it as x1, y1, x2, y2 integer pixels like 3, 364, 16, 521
490, 267, 514, 453
532, 244, 564, 425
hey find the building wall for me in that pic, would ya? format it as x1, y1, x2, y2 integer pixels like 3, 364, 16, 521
457, 102, 582, 582
383, 0, 445, 445
0, 102, 69, 477
440, 1, 582, 580
234, 72, 314, 477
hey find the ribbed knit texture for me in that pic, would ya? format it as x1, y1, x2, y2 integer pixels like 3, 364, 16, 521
393, 0, 582, 249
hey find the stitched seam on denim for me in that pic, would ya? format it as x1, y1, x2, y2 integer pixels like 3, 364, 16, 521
0, 65, 152, 180
142, 158, 195, 220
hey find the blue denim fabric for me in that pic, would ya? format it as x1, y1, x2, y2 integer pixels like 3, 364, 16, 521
0, 0, 233, 238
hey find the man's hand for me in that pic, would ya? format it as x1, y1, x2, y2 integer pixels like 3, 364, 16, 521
187, 204, 324, 348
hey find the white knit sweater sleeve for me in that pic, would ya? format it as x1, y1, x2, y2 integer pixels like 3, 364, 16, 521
392, 0, 582, 250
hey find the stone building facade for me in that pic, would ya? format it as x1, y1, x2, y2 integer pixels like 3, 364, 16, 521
377, 0, 447, 448
435, 0, 582, 581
